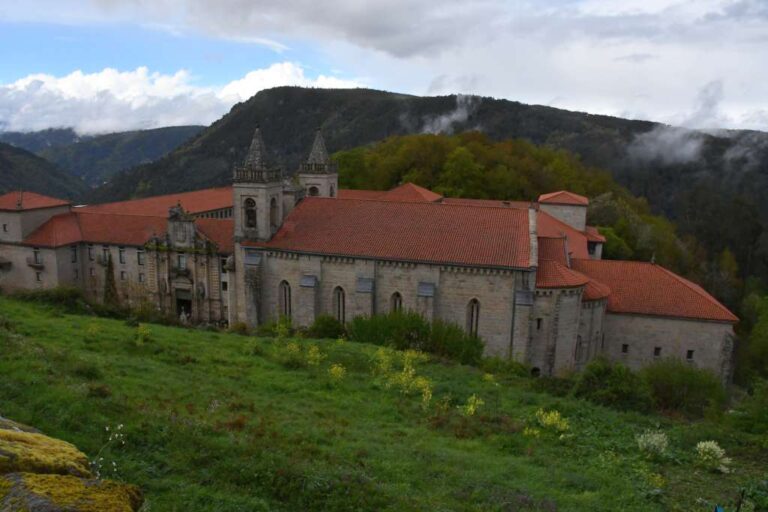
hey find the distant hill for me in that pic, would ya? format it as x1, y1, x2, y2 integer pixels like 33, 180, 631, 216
0, 142, 88, 200
0, 128, 82, 153
38, 126, 204, 186
89, 86, 768, 281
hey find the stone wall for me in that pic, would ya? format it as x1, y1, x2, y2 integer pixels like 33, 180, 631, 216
539, 204, 586, 231
603, 313, 734, 379
245, 249, 529, 358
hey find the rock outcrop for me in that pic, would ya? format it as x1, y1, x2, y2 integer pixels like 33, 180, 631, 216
0, 416, 142, 512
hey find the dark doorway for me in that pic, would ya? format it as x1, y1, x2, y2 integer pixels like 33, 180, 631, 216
175, 289, 192, 320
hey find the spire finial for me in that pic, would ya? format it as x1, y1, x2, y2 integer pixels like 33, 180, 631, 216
243, 124, 267, 170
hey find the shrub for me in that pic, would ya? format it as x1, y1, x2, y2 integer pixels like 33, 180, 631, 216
306, 344, 325, 366
730, 379, 768, 435
12, 286, 89, 312
348, 312, 482, 364
480, 357, 530, 378
328, 363, 346, 383
636, 430, 669, 459
535, 408, 569, 433
572, 358, 653, 412
531, 376, 574, 397
641, 359, 726, 417
426, 319, 483, 365
228, 322, 250, 336
458, 394, 484, 417
281, 342, 305, 369
135, 324, 152, 346
307, 315, 346, 339
695, 440, 732, 473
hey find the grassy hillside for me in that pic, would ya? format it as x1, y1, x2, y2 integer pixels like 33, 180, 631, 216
0, 128, 82, 153
0, 142, 88, 200
0, 297, 764, 511
38, 126, 204, 186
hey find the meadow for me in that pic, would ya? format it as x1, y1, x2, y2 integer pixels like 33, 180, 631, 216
0, 296, 765, 511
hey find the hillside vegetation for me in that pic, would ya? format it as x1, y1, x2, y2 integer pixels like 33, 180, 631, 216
38, 126, 204, 186
0, 297, 765, 511
0, 142, 88, 200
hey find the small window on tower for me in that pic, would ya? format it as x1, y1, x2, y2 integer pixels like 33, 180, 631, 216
536, 318, 543, 330
621, 344, 629, 354
654, 346, 662, 357
2, 224, 7, 233
686, 349, 694, 361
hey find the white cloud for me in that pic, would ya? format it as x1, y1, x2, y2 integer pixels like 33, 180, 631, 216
0, 63, 362, 134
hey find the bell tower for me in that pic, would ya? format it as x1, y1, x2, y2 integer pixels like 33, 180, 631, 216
297, 128, 338, 198
233, 125, 284, 242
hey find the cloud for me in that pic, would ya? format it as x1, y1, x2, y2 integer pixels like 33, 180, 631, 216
627, 126, 705, 165
0, 63, 362, 134
420, 94, 482, 135
614, 53, 658, 63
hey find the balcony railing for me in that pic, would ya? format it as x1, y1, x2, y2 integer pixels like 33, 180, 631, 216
233, 166, 282, 183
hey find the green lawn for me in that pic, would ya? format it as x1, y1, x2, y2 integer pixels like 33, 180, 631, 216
0, 297, 764, 511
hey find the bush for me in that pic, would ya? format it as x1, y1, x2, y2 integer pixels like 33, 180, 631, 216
347, 312, 482, 364
480, 357, 530, 378
641, 359, 726, 417
572, 358, 653, 412
12, 286, 89, 312
229, 322, 251, 336
636, 430, 669, 459
695, 440, 732, 473
426, 319, 484, 365
306, 315, 346, 339
730, 379, 768, 434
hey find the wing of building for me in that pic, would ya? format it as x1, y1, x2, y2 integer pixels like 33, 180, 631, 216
0, 126, 737, 380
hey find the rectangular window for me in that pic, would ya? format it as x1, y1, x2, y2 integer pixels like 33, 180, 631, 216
621, 344, 629, 354
138, 273, 145, 283
222, 281, 228, 291
74, 268, 79, 279
118, 247, 126, 264
102, 246, 109, 260
89, 268, 95, 277
536, 318, 543, 330
88, 244, 94, 261
686, 349, 694, 361
35, 272, 41, 282
70, 245, 78, 263
33, 248, 41, 264
120, 271, 127, 281
2, 224, 7, 233
221, 257, 228, 273
177, 254, 187, 269
654, 346, 662, 357
137, 249, 145, 266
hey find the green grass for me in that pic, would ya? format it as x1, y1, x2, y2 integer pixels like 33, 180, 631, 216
0, 297, 764, 511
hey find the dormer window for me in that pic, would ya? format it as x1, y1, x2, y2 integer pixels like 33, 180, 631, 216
244, 198, 257, 228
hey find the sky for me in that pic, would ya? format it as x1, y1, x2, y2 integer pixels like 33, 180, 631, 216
0, 0, 767, 134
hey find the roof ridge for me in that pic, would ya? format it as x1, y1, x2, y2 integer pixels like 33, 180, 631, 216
318, 196, 533, 213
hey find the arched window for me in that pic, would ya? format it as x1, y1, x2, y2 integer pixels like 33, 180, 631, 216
270, 197, 278, 231
333, 286, 346, 323
329, 185, 335, 198
390, 292, 402, 312
466, 298, 480, 336
244, 198, 257, 228
308, 186, 320, 197
279, 280, 291, 318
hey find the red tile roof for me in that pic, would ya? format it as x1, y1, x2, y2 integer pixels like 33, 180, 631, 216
23, 212, 167, 248
337, 189, 386, 200
195, 218, 235, 254
246, 197, 533, 268
572, 259, 738, 323
583, 279, 611, 301
380, 183, 443, 202
536, 259, 590, 288
538, 237, 569, 266
78, 187, 234, 216
538, 190, 589, 206
441, 197, 532, 209
537, 211, 590, 259
0, 191, 70, 211
585, 226, 606, 243
22, 212, 233, 253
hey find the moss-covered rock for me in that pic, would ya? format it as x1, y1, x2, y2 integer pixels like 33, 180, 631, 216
0, 473, 142, 512
0, 416, 142, 511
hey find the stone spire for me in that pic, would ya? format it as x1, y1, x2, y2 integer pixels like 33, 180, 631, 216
307, 129, 330, 165
300, 128, 338, 174
234, 124, 281, 183
243, 125, 267, 170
